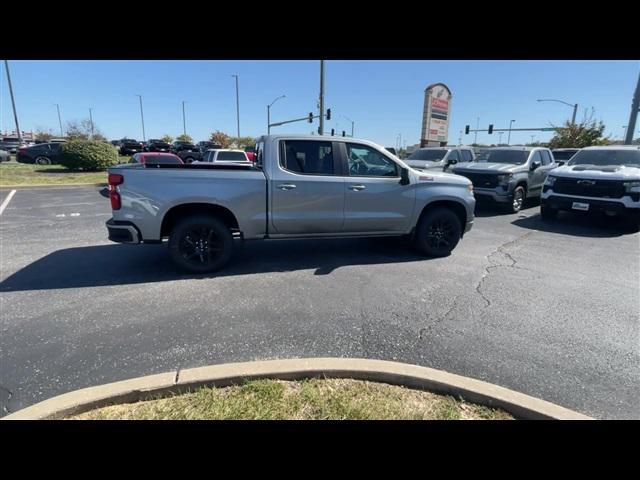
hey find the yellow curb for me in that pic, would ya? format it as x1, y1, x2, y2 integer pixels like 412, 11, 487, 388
2, 358, 593, 420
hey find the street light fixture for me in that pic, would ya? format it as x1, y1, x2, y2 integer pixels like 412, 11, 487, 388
507, 119, 516, 145
537, 98, 578, 125
267, 95, 286, 134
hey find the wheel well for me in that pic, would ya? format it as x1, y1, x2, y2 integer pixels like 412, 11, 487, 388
515, 181, 527, 192
418, 200, 467, 232
160, 203, 240, 238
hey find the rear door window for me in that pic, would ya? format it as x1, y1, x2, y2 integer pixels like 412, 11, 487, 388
281, 140, 335, 175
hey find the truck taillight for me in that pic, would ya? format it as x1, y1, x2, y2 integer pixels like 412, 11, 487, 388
108, 173, 123, 210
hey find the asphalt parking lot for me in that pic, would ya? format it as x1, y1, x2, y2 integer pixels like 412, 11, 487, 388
1, 186, 639, 419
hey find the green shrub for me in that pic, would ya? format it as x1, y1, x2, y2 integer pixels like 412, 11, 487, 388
60, 141, 119, 171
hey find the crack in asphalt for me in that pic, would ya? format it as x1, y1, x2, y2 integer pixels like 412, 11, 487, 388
419, 295, 461, 339
174, 369, 181, 384
475, 231, 535, 308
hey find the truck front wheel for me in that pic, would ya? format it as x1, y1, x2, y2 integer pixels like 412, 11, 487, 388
168, 215, 233, 273
414, 207, 462, 257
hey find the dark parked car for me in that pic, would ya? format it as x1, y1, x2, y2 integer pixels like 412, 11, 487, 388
144, 139, 172, 152
197, 141, 222, 154
0, 137, 27, 154
16, 142, 64, 165
551, 148, 580, 166
128, 152, 184, 165
171, 141, 202, 163
119, 138, 145, 155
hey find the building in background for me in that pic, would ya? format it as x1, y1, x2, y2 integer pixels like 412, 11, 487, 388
420, 83, 452, 147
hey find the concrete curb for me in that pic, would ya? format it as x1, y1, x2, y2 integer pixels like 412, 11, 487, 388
2, 358, 593, 420
0, 183, 107, 189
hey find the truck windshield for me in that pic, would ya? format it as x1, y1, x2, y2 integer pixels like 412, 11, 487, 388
407, 149, 447, 161
475, 150, 529, 164
552, 150, 578, 160
567, 149, 640, 167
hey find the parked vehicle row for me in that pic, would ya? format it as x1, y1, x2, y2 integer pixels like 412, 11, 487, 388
404, 146, 476, 172
17, 142, 64, 165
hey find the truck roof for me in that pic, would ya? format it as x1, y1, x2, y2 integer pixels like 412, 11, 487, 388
581, 145, 640, 150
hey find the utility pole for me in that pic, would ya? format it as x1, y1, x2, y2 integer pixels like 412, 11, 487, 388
88, 108, 94, 137
622, 126, 628, 141
474, 116, 479, 144
54, 104, 64, 137
319, 60, 325, 135
624, 70, 640, 145
182, 101, 187, 136
507, 119, 516, 145
530, 135, 535, 144
231, 75, 240, 140
458, 130, 462, 145
342, 115, 354, 137
4, 60, 22, 143
136, 95, 146, 141
498, 131, 504, 144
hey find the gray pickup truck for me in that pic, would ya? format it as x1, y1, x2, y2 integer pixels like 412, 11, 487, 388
106, 134, 476, 273
452, 146, 557, 213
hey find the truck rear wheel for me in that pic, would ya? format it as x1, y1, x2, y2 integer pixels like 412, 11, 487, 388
414, 207, 461, 257
168, 215, 233, 273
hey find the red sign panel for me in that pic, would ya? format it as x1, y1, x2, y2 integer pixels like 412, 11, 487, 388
432, 98, 449, 110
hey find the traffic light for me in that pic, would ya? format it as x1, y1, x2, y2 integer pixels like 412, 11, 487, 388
488, 124, 494, 134
308, 112, 313, 123
465, 125, 470, 134
326, 108, 331, 120
331, 128, 335, 136
342, 131, 346, 137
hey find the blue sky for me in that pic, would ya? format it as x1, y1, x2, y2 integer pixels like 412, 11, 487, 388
1, 60, 638, 146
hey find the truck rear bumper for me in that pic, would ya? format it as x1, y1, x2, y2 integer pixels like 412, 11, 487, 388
106, 219, 141, 244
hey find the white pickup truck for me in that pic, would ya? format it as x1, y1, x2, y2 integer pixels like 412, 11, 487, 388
540, 145, 640, 223
106, 134, 476, 273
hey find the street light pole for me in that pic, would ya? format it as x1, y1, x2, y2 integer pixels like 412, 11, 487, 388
319, 60, 325, 135
624, 70, 640, 145
231, 75, 240, 141
88, 108, 94, 138
54, 104, 64, 137
341, 115, 354, 137
507, 119, 515, 145
4, 60, 22, 143
182, 101, 186, 136
267, 95, 286, 134
136, 95, 146, 142
498, 131, 504, 145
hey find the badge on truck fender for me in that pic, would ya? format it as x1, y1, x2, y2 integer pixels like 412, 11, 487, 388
419, 176, 435, 181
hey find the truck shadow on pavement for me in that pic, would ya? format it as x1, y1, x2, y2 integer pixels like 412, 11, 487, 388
512, 212, 639, 238
0, 237, 432, 292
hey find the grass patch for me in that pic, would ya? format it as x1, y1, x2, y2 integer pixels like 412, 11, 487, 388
69, 378, 514, 420
0, 156, 131, 186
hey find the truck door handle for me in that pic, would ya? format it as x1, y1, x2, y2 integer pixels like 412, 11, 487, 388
349, 184, 366, 191
278, 184, 297, 190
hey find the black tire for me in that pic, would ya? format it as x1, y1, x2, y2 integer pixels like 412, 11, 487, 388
414, 207, 462, 257
540, 203, 558, 220
168, 215, 233, 273
184, 157, 195, 164
508, 185, 526, 213
35, 155, 51, 165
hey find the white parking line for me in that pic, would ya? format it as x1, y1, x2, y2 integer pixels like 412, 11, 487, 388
0, 190, 17, 216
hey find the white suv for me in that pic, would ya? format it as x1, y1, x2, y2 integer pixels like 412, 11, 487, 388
540, 145, 640, 223
193, 149, 251, 165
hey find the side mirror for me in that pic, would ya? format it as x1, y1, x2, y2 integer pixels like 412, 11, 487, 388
530, 160, 541, 171
448, 158, 458, 165
400, 167, 410, 185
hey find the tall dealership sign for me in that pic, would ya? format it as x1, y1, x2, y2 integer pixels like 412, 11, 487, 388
420, 83, 452, 147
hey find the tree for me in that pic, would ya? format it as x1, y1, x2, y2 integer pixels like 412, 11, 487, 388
65, 118, 105, 141
176, 134, 193, 143
234, 136, 257, 148
548, 116, 610, 149
161, 134, 174, 143
210, 130, 233, 148
34, 128, 54, 141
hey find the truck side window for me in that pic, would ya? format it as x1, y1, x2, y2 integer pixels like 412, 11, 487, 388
447, 150, 460, 162
461, 150, 473, 162
281, 140, 334, 175
540, 150, 551, 165
346, 143, 398, 177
